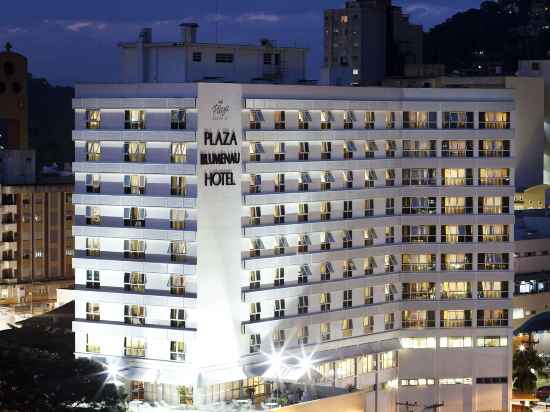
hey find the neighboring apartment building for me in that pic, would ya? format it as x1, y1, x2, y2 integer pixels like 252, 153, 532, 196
119, 24, 308, 85
322, 0, 423, 86
72, 82, 514, 411
0, 45, 75, 316
383, 74, 545, 191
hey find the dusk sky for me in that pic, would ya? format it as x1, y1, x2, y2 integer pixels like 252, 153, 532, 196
0, 0, 483, 86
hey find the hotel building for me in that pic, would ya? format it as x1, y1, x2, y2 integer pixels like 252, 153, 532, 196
72, 81, 514, 411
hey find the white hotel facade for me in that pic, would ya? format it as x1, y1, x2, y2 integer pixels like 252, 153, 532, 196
72, 82, 514, 411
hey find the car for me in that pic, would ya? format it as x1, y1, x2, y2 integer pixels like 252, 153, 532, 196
536, 386, 550, 400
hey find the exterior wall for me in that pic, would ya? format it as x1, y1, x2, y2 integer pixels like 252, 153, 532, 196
73, 82, 514, 411
0, 183, 74, 312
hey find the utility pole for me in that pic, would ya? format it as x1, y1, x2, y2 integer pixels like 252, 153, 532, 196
397, 401, 419, 412
425, 402, 444, 411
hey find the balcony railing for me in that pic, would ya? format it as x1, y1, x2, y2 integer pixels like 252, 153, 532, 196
440, 319, 472, 328
478, 319, 508, 327
402, 263, 436, 272
478, 290, 509, 299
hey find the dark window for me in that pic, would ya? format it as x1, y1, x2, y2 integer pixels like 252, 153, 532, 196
4, 62, 15, 76
192, 52, 202, 62
216, 53, 234, 63
263, 53, 272, 65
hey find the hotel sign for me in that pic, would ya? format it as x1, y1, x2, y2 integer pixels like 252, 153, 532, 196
201, 130, 240, 186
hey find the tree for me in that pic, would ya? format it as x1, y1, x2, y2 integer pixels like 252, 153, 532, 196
0, 346, 127, 411
513, 341, 546, 393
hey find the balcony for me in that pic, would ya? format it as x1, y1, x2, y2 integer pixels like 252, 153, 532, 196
440, 291, 472, 300
478, 319, 508, 327
440, 320, 472, 328
402, 320, 436, 329
402, 291, 436, 301
478, 290, 509, 299
402, 263, 436, 272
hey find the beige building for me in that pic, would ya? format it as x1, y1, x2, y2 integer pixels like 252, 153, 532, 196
514, 184, 550, 210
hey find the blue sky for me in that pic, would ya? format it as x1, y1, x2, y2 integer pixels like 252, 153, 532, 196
0, 0, 482, 85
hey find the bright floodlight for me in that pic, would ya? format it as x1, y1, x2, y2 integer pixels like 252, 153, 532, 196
268, 352, 285, 372
518, 344, 526, 352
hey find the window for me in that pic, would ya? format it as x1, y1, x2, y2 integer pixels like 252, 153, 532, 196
192, 52, 202, 62
170, 240, 187, 262
402, 254, 436, 272
479, 196, 509, 214
385, 198, 395, 216
385, 313, 395, 330
124, 207, 146, 227
402, 310, 435, 328
477, 309, 508, 327
365, 140, 376, 158
274, 299, 285, 318
86, 109, 101, 129
342, 319, 353, 337
403, 112, 436, 129
343, 200, 353, 219
170, 308, 186, 328
85, 206, 101, 225
171, 176, 187, 196
385, 226, 394, 244
86, 334, 100, 353
86, 141, 101, 161
124, 239, 145, 259
385, 140, 396, 157
299, 142, 309, 160
343, 290, 353, 309
403, 140, 437, 158
216, 53, 234, 63
320, 232, 333, 250
124, 337, 145, 357
274, 205, 285, 224
86, 270, 100, 289
344, 111, 355, 129
249, 270, 261, 289
402, 225, 436, 243
365, 169, 376, 188
385, 283, 396, 302
385, 169, 395, 186
298, 326, 309, 345
299, 172, 311, 191
86, 302, 100, 321
478, 281, 508, 299
320, 292, 331, 312
402, 168, 436, 186
274, 111, 285, 130
401, 337, 437, 349
298, 296, 309, 314
385, 255, 395, 273
275, 174, 285, 192
321, 171, 333, 191
249, 239, 263, 257
443, 112, 473, 129
249, 207, 261, 225
170, 274, 186, 295
364, 228, 375, 247
479, 140, 510, 157
402, 197, 436, 215
298, 111, 311, 130
298, 234, 310, 253
479, 168, 510, 186
170, 209, 186, 229
442, 168, 473, 186
478, 253, 509, 270
124, 304, 145, 325
441, 253, 473, 271
442, 140, 473, 157
364, 199, 374, 216
249, 111, 264, 130
124, 142, 146, 162
272, 329, 285, 349
320, 262, 332, 281
298, 204, 309, 222
478, 224, 508, 242
364, 112, 375, 129
86, 238, 100, 257
320, 322, 331, 341
440, 310, 472, 328
364, 258, 374, 275
344, 141, 355, 159
440, 336, 473, 348
250, 302, 261, 321
402, 282, 436, 300
441, 225, 473, 243
363, 316, 374, 335
479, 112, 510, 129
249, 334, 261, 353
274, 267, 284, 286
442, 197, 473, 215
476, 336, 508, 347
124, 272, 145, 293
321, 111, 332, 129
124, 110, 145, 129
321, 141, 332, 160
342, 230, 352, 249
85, 174, 101, 193
171, 109, 186, 130
385, 112, 395, 129
441, 282, 472, 300
298, 265, 310, 284
170, 341, 186, 362
249, 174, 261, 193
124, 175, 146, 195
171, 143, 187, 163
343, 260, 355, 278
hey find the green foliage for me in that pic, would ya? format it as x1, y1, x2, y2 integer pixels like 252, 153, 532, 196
0, 346, 127, 411
513, 344, 546, 393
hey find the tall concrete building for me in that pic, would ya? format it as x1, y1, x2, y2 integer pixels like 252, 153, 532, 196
72, 78, 514, 410
0, 45, 74, 317
322, 0, 423, 86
